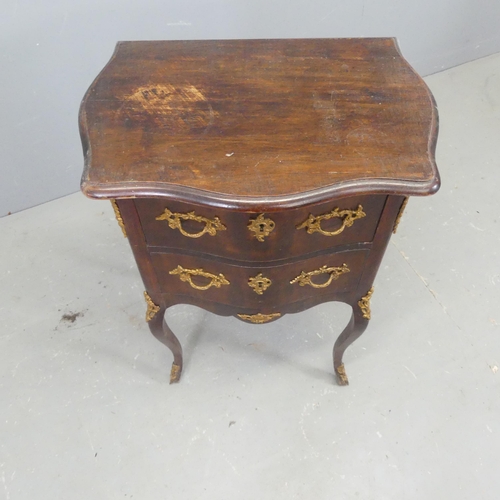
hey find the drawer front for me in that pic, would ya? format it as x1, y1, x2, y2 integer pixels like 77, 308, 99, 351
135, 195, 386, 261
150, 249, 369, 308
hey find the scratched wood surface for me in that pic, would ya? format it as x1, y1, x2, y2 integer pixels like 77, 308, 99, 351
80, 38, 439, 208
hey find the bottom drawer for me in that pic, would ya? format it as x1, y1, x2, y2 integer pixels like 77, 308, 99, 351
150, 249, 369, 308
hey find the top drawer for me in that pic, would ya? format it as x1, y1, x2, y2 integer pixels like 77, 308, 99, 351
134, 195, 386, 261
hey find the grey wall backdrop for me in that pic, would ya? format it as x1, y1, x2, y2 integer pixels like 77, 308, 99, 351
2, 0, 500, 216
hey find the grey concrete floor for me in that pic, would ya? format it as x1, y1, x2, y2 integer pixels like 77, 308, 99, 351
1, 52, 500, 499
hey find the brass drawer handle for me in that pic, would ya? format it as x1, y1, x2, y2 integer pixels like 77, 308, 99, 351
237, 312, 281, 323
169, 265, 230, 291
156, 208, 226, 238
290, 263, 350, 288
296, 205, 366, 236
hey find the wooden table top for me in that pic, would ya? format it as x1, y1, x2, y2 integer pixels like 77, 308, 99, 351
80, 38, 439, 209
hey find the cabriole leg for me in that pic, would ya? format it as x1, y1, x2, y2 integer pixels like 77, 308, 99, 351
333, 288, 373, 386
144, 292, 183, 383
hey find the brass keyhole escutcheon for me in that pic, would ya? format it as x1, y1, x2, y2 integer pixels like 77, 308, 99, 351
248, 214, 275, 242
248, 273, 272, 295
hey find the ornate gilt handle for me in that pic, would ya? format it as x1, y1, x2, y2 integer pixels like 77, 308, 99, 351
290, 263, 350, 288
169, 265, 230, 291
156, 208, 226, 238
296, 205, 366, 236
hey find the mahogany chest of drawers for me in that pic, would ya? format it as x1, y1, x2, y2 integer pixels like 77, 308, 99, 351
80, 38, 440, 385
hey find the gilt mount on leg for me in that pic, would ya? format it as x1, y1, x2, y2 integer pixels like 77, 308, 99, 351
144, 291, 160, 322
358, 287, 374, 320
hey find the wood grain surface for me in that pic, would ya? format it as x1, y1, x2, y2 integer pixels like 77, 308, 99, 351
80, 38, 439, 208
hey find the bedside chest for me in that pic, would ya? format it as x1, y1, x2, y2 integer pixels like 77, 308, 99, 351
80, 38, 439, 385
